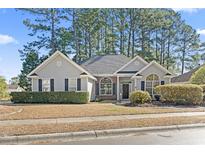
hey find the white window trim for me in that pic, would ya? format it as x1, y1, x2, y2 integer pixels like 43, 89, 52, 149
145, 74, 160, 96
41, 78, 51, 92
99, 77, 113, 96
68, 78, 77, 92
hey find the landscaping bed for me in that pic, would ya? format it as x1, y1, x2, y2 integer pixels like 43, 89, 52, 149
1, 115, 205, 136
1, 103, 205, 120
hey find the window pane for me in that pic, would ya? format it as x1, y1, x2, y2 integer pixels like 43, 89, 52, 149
42, 79, 50, 92
100, 78, 112, 95
145, 74, 159, 96
69, 78, 76, 91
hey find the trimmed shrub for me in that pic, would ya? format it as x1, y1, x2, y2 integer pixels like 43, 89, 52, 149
199, 85, 205, 102
190, 66, 205, 84
199, 84, 205, 93
10, 92, 89, 104
129, 90, 151, 105
155, 84, 203, 105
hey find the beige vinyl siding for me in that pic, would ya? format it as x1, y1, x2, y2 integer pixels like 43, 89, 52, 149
35, 55, 82, 91
32, 78, 38, 91
120, 59, 147, 72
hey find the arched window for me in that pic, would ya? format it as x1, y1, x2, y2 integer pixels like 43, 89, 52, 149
100, 78, 112, 95
145, 74, 159, 96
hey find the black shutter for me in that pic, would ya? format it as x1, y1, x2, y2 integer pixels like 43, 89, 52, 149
141, 81, 145, 91
65, 79, 68, 91
50, 79, 54, 91
77, 78, 81, 91
113, 83, 116, 95
161, 81, 165, 85
96, 82, 99, 95
38, 79, 42, 92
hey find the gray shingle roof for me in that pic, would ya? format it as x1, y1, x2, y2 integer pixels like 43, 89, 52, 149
81, 54, 130, 75
171, 64, 205, 83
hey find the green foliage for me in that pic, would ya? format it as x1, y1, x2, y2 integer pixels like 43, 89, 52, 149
0, 76, 8, 99
17, 8, 202, 78
129, 90, 152, 105
10, 92, 89, 104
176, 22, 200, 74
18, 8, 70, 55
9, 77, 19, 85
190, 66, 205, 85
199, 84, 205, 93
155, 84, 203, 105
18, 51, 40, 91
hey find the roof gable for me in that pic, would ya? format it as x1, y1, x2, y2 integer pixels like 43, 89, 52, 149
131, 61, 174, 78
28, 51, 96, 80
114, 56, 148, 74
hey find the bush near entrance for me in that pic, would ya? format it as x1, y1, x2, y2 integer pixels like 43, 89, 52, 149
155, 84, 203, 105
129, 90, 151, 105
10, 91, 89, 104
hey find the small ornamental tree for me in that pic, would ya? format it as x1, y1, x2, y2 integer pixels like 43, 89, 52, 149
0, 76, 8, 99
190, 66, 205, 85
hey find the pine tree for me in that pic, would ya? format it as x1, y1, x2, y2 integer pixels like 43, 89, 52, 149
18, 50, 40, 91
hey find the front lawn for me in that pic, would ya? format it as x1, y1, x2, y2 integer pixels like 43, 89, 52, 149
1, 103, 205, 120
1, 115, 205, 136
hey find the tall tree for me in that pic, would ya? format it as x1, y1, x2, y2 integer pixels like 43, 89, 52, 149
176, 22, 200, 74
18, 8, 69, 55
18, 50, 40, 91
18, 8, 202, 78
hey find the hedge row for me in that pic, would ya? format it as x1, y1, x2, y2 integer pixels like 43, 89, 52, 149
10, 92, 89, 104
155, 84, 203, 105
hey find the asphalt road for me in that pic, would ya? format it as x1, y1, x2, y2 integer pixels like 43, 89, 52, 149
53, 127, 205, 145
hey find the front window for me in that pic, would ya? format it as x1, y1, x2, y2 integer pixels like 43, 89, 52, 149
100, 78, 112, 95
145, 74, 159, 96
69, 78, 77, 91
42, 79, 50, 92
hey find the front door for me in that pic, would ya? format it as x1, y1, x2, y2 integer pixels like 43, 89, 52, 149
122, 84, 129, 99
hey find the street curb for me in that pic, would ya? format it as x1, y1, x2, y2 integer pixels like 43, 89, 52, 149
1, 123, 205, 144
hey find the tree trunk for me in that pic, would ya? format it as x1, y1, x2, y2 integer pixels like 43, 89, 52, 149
131, 30, 135, 58
88, 32, 92, 58
127, 28, 131, 57
166, 36, 170, 70
155, 30, 159, 61
181, 41, 186, 74
51, 8, 56, 54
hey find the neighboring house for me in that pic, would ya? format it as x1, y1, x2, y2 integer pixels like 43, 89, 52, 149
171, 64, 204, 83
7, 84, 25, 93
28, 51, 174, 101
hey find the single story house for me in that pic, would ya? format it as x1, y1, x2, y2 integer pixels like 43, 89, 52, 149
28, 51, 174, 101
171, 64, 204, 83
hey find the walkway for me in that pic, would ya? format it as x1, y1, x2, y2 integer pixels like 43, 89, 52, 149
1, 112, 205, 126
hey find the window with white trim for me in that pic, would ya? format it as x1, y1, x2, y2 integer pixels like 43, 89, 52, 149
145, 74, 159, 96
42, 79, 50, 92
100, 78, 112, 95
69, 78, 77, 91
